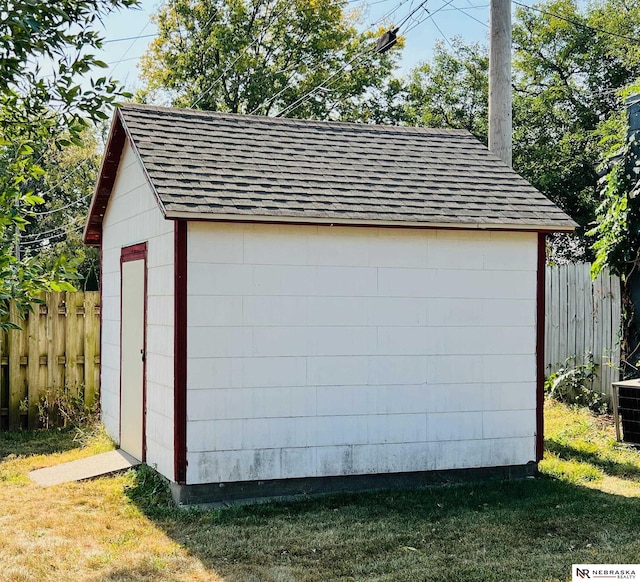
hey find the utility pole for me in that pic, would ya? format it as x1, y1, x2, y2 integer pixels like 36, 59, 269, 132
489, 0, 512, 167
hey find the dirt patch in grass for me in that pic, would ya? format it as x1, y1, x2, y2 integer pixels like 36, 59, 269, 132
2, 402, 640, 581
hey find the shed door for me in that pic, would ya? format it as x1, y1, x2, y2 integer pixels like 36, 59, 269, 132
120, 244, 147, 461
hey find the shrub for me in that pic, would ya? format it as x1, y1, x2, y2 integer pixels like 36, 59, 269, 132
545, 353, 609, 414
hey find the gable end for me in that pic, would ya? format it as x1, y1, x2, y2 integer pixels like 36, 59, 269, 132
83, 109, 166, 246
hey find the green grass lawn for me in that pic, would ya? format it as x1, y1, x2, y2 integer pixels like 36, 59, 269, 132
2, 401, 640, 581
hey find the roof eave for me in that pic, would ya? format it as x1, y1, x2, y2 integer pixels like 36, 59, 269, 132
83, 108, 168, 247
83, 110, 127, 247
163, 210, 577, 233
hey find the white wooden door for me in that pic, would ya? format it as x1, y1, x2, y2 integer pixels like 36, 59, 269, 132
120, 258, 145, 461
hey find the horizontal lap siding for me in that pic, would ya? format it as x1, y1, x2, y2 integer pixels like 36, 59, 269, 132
101, 141, 175, 479
186, 223, 537, 484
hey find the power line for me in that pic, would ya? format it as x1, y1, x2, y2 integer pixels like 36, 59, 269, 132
448, 4, 489, 28
110, 19, 153, 75
249, 0, 414, 115
27, 157, 94, 214
375, 0, 413, 24
404, 0, 456, 34
103, 33, 156, 44
32, 193, 92, 216
21, 215, 85, 242
192, 0, 386, 112
108, 54, 144, 66
276, 48, 372, 117
513, 0, 640, 44
429, 13, 455, 49
21, 223, 85, 248
249, 1, 408, 115
396, 0, 430, 28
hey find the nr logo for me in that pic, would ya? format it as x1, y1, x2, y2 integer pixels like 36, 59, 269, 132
576, 569, 591, 579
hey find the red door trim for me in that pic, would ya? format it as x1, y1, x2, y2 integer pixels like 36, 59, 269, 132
536, 233, 546, 462
120, 241, 148, 462
174, 221, 188, 483
121, 242, 147, 263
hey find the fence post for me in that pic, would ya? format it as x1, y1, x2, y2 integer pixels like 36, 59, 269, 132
8, 302, 24, 429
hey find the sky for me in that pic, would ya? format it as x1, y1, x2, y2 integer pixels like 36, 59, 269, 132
95, 0, 497, 93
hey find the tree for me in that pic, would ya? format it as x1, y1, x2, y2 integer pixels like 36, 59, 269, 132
0, 0, 137, 326
588, 84, 640, 376
402, 39, 489, 141
20, 131, 102, 291
512, 0, 640, 242
138, 0, 401, 120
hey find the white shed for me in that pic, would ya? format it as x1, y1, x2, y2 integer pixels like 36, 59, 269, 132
84, 104, 575, 504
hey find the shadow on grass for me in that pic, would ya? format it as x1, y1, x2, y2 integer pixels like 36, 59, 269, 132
0, 427, 81, 461
545, 438, 640, 480
124, 466, 640, 582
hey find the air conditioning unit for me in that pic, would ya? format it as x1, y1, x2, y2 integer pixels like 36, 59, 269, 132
612, 379, 640, 444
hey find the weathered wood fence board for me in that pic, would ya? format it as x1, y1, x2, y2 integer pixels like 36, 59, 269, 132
0, 292, 100, 430
545, 264, 621, 397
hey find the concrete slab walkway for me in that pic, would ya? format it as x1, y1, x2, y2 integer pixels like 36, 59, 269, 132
29, 450, 140, 487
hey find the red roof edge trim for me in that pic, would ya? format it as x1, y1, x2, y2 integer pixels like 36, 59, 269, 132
83, 110, 128, 247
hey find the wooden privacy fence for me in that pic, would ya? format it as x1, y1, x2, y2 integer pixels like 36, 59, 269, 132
545, 263, 621, 398
0, 292, 100, 430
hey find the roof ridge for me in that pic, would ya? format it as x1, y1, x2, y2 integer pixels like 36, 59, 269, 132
119, 102, 473, 137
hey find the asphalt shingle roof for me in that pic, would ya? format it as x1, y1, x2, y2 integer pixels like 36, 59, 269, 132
116, 103, 576, 230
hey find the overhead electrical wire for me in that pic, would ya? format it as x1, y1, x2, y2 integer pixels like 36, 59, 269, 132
15, 16, 157, 234
196, 0, 432, 115
110, 19, 152, 75
429, 12, 455, 48
103, 33, 157, 44
275, 49, 371, 117
512, 0, 640, 44
452, 6, 489, 28
32, 193, 92, 216
16, 1, 293, 239
260, 0, 429, 117
395, 0, 431, 29
21, 223, 85, 248
20, 215, 85, 242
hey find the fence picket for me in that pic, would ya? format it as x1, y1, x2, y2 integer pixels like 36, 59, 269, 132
27, 306, 40, 427
84, 293, 99, 408
545, 265, 552, 370
8, 303, 24, 429
574, 264, 586, 366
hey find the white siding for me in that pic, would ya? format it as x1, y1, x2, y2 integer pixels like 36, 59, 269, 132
185, 223, 538, 485
101, 141, 175, 479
